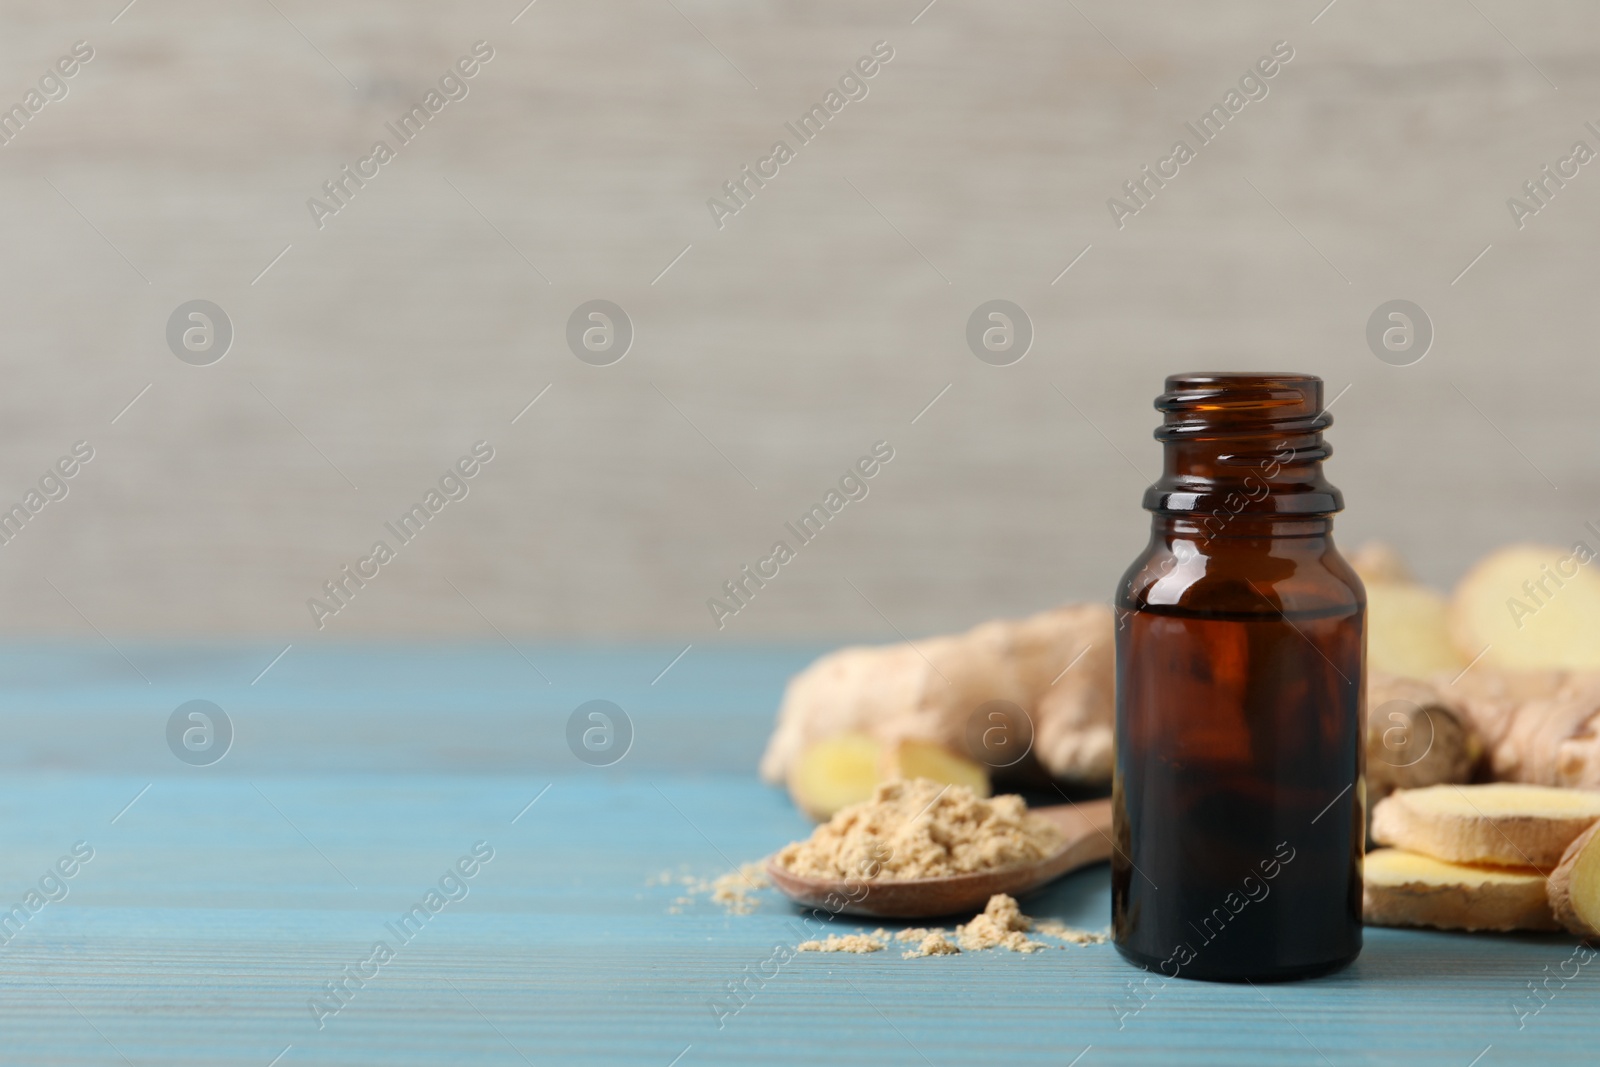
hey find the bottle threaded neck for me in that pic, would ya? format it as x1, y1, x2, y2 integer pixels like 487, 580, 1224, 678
1155, 372, 1330, 443
1144, 372, 1342, 519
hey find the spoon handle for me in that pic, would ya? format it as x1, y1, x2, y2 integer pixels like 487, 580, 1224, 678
1033, 798, 1115, 868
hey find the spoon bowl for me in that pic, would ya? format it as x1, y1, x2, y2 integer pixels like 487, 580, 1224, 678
766, 797, 1114, 920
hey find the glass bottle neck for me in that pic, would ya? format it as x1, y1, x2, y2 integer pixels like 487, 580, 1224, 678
1144, 432, 1342, 519
1145, 372, 1344, 521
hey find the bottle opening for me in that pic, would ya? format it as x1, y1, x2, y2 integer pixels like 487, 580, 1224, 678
1155, 372, 1330, 443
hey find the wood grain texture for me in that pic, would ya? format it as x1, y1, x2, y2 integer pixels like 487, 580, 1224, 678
0, 2, 1594, 638
0, 647, 1596, 1065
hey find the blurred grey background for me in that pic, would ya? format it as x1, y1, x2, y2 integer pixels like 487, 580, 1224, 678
0, 0, 1595, 641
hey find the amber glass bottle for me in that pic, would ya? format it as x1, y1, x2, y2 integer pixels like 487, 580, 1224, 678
1112, 372, 1364, 983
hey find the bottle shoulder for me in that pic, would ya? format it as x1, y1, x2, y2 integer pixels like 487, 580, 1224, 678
1117, 537, 1365, 618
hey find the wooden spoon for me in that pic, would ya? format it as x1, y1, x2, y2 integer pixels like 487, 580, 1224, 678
765, 797, 1114, 920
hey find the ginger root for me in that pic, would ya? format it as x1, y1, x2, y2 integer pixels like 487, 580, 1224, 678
1449, 668, 1600, 789
769, 538, 1600, 820
1450, 543, 1600, 671
1370, 783, 1600, 871
1350, 540, 1466, 680
1548, 822, 1600, 938
1355, 540, 1600, 791
1363, 847, 1558, 932
760, 605, 1113, 797
764, 598, 1487, 814
1366, 672, 1481, 805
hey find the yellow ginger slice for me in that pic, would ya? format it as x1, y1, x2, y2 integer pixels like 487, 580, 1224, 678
1370, 783, 1600, 870
880, 739, 990, 799
1363, 848, 1557, 932
1548, 822, 1600, 938
788, 735, 991, 822
1450, 544, 1600, 670
788, 733, 881, 821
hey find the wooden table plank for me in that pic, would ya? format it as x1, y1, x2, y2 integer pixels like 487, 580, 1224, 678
0, 649, 1594, 1066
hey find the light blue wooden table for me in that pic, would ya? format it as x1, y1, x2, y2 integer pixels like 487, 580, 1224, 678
1, 644, 1593, 1066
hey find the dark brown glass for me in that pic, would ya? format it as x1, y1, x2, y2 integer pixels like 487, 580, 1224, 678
1112, 372, 1365, 983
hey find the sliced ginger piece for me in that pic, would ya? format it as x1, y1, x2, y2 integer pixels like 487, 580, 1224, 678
789, 736, 993, 822
1363, 848, 1558, 932
1367, 582, 1467, 679
1371, 783, 1600, 870
1450, 543, 1600, 670
788, 733, 881, 821
1548, 822, 1600, 937
880, 739, 989, 799
1344, 540, 1465, 679
1347, 539, 1466, 679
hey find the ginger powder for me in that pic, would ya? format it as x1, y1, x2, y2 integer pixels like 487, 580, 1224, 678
773, 778, 1063, 881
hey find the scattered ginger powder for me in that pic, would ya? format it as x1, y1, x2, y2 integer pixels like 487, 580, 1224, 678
899, 929, 960, 959
795, 895, 1106, 957
710, 862, 770, 914
773, 778, 1063, 881
795, 932, 889, 953
956, 893, 1048, 953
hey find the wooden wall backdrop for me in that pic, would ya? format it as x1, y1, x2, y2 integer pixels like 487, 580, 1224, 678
0, 0, 1596, 640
